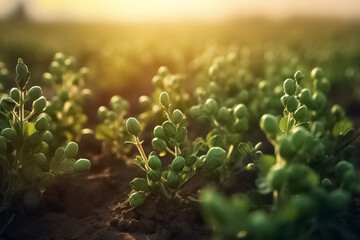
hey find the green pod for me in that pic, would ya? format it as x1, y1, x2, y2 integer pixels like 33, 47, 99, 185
153, 125, 166, 139
158, 66, 169, 77
327, 189, 350, 212
43, 131, 53, 143
59, 91, 69, 102
159, 92, 170, 109
171, 109, 184, 124
234, 104, 248, 119
204, 98, 218, 114
260, 114, 278, 135
321, 178, 333, 190
189, 105, 202, 118
97, 106, 108, 120
151, 137, 167, 154
126, 117, 141, 136
152, 76, 163, 88
35, 116, 49, 132
312, 139, 324, 157
49, 61, 62, 76
28, 86, 42, 101
237, 90, 249, 102
312, 92, 326, 108
0, 136, 7, 154
204, 147, 226, 171
162, 121, 176, 138
279, 138, 296, 159
33, 96, 47, 113
15, 58, 30, 89
280, 94, 289, 107
268, 167, 287, 190
335, 161, 352, 179
283, 78, 296, 95
294, 105, 308, 122
216, 106, 230, 123
32, 152, 46, 165
331, 104, 345, 120
171, 156, 186, 173
342, 170, 356, 188
175, 127, 187, 144
54, 52, 66, 63
248, 211, 272, 238
64, 142, 79, 158
27, 132, 41, 147
129, 178, 149, 192
10, 88, 20, 102
235, 118, 249, 132
286, 95, 298, 112
148, 155, 161, 170
64, 56, 77, 69
208, 81, 220, 93
74, 158, 91, 171
294, 70, 304, 84
1, 97, 16, 112
310, 121, 324, 138
139, 95, 152, 109
291, 127, 308, 149
42, 72, 53, 83
246, 163, 256, 171
299, 88, 312, 104
129, 191, 146, 208
167, 171, 181, 189
311, 67, 324, 79
147, 169, 161, 182
1, 128, 17, 142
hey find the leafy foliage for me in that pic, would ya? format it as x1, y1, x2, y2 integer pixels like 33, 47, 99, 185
0, 59, 90, 212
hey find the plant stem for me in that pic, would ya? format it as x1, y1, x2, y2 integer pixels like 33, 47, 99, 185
134, 136, 150, 171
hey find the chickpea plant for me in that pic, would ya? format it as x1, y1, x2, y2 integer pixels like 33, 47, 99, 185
126, 91, 227, 207
200, 69, 360, 240
138, 66, 190, 125
95, 95, 131, 158
0, 59, 90, 216
42, 52, 92, 147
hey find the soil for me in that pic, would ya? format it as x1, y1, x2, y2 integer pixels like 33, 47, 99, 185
1, 136, 212, 240
1, 91, 360, 240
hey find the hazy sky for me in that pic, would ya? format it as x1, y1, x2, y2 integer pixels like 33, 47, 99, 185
1, 0, 360, 22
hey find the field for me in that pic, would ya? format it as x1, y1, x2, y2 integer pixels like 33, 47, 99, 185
0, 18, 360, 239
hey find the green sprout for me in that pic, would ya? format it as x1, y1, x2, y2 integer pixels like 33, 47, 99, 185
95, 95, 131, 158
0, 58, 91, 216
42, 52, 92, 147
126, 91, 226, 207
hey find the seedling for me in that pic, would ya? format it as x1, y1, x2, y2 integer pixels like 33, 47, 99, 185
42, 52, 92, 147
138, 66, 190, 125
200, 69, 360, 240
95, 95, 131, 158
126, 91, 226, 207
0, 59, 90, 218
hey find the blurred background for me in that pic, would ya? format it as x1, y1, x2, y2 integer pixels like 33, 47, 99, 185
0, 0, 359, 112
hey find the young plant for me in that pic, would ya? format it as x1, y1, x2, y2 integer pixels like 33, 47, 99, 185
138, 66, 190, 125
95, 95, 131, 158
42, 52, 92, 147
126, 91, 227, 207
200, 69, 360, 240
0, 59, 91, 215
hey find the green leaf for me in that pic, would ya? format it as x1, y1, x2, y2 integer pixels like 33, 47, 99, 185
238, 142, 251, 155
279, 116, 288, 132
333, 119, 353, 136
256, 154, 276, 176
